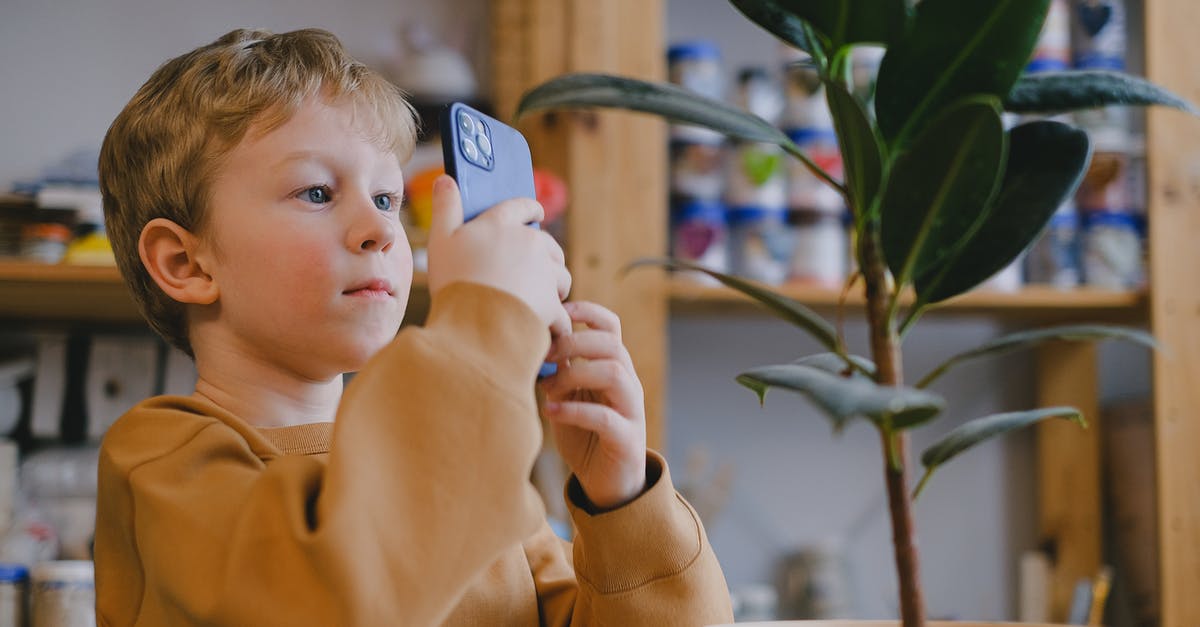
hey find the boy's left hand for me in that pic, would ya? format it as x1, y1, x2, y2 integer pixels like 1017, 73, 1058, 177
538, 301, 647, 511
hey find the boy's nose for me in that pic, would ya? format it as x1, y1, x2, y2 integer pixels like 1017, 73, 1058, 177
347, 202, 396, 254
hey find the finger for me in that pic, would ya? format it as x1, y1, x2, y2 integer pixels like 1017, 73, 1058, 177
542, 359, 642, 412
547, 330, 633, 370
556, 264, 573, 303
548, 303, 573, 340
477, 197, 544, 226
564, 301, 622, 337
428, 175, 463, 245
544, 401, 627, 437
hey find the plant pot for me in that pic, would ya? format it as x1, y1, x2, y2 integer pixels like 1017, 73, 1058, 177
710, 622, 1068, 627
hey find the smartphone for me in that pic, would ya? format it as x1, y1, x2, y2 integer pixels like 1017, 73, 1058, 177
440, 102, 537, 223
440, 102, 557, 378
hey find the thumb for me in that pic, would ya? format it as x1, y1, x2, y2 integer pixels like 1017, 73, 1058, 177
429, 175, 463, 244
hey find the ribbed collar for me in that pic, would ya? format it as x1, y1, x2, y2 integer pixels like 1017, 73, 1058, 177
255, 422, 334, 456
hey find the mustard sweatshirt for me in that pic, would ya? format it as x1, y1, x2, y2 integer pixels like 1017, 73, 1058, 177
94, 282, 733, 626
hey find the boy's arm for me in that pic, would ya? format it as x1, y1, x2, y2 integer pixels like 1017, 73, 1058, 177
96, 282, 550, 626
527, 451, 734, 626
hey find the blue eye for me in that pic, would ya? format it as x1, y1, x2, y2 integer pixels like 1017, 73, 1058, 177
374, 194, 394, 212
305, 186, 330, 203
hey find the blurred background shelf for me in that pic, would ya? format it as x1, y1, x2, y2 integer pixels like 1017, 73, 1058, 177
0, 260, 431, 323
669, 277, 1149, 320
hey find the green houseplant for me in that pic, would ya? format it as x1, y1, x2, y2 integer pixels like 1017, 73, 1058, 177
515, 0, 1195, 625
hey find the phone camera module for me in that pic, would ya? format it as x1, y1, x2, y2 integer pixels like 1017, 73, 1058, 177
476, 133, 493, 158
457, 110, 475, 135
461, 136, 479, 162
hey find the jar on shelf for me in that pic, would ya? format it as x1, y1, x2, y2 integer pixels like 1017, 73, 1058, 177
668, 41, 727, 148
727, 206, 788, 285
671, 198, 728, 281
786, 209, 847, 288
725, 67, 786, 213
1029, 0, 1072, 73
0, 563, 27, 627
1082, 211, 1144, 289
30, 560, 94, 627
785, 128, 844, 214
1026, 207, 1082, 288
19, 223, 72, 264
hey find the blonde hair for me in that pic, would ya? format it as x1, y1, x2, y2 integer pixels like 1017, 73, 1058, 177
99, 28, 417, 355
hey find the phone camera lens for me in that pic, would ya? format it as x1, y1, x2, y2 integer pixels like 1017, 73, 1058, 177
475, 133, 493, 158
461, 136, 479, 162
457, 111, 475, 135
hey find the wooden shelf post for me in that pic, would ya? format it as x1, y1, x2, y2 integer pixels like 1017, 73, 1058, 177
490, 0, 669, 450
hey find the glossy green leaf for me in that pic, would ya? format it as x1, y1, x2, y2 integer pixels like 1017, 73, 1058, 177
1005, 70, 1200, 115
918, 325, 1158, 388
627, 258, 840, 352
875, 0, 1050, 148
915, 407, 1084, 497
881, 97, 1006, 288
729, 0, 816, 53
914, 119, 1091, 304
517, 73, 789, 145
774, 0, 910, 49
826, 81, 884, 221
737, 363, 945, 432
793, 353, 877, 379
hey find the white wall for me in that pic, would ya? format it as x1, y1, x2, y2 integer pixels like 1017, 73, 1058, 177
665, 0, 1152, 621
0, 0, 488, 191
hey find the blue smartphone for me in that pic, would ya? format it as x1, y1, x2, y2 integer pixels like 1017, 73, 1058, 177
440, 102, 558, 378
440, 102, 537, 222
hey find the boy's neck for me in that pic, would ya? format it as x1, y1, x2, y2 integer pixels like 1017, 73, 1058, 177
191, 346, 343, 428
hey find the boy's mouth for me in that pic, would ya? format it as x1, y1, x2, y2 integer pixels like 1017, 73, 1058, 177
344, 279, 394, 298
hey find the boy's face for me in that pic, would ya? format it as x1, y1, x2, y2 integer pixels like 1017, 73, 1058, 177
196, 97, 412, 379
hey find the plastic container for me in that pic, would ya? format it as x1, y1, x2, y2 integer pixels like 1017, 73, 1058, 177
667, 41, 723, 100
670, 199, 728, 280
727, 206, 788, 284
1082, 211, 1144, 289
0, 563, 27, 627
1072, 0, 1127, 71
780, 46, 833, 130
668, 41, 726, 145
670, 139, 726, 201
1029, 0, 1072, 73
786, 209, 848, 288
785, 128, 844, 215
30, 561, 93, 627
19, 224, 71, 264
1026, 209, 1082, 288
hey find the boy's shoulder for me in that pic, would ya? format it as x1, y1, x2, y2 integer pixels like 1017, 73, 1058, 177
100, 395, 266, 474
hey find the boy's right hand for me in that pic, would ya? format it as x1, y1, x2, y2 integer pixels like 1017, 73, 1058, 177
427, 175, 572, 337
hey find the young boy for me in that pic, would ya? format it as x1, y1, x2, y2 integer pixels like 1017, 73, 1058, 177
93, 28, 732, 626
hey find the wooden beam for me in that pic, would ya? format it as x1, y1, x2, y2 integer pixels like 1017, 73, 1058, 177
489, 0, 669, 451
1036, 342, 1101, 623
1144, 0, 1200, 625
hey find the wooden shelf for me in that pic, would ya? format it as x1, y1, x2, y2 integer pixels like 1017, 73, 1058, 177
0, 260, 431, 324
669, 277, 1148, 320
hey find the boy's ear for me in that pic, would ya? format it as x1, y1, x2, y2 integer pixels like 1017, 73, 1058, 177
138, 218, 219, 305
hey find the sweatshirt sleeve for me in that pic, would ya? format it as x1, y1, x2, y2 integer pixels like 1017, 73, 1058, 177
95, 282, 551, 627
529, 451, 734, 626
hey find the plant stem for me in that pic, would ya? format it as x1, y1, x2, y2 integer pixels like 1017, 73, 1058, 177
861, 229, 927, 627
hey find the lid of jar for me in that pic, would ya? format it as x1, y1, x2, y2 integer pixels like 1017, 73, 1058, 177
0, 563, 29, 583
726, 205, 785, 225
21, 222, 72, 241
31, 560, 94, 584
785, 127, 838, 145
667, 41, 721, 63
1081, 210, 1143, 229
673, 198, 726, 223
